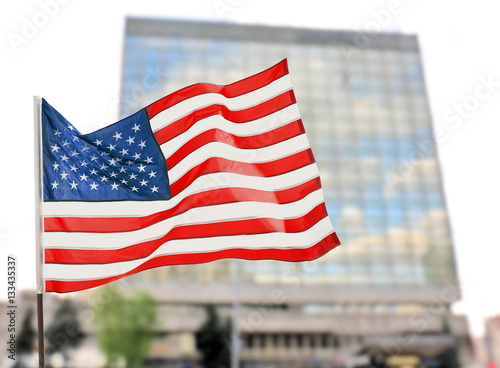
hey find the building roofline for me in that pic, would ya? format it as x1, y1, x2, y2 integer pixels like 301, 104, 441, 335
125, 16, 419, 51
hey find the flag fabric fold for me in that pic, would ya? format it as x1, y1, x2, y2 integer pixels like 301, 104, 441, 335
40, 59, 340, 293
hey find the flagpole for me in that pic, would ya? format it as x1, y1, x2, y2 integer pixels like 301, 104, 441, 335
33, 96, 45, 368
231, 260, 241, 368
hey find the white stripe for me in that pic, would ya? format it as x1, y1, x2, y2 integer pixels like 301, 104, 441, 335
150, 75, 293, 132
43, 218, 334, 281
167, 135, 311, 184
42, 164, 321, 217
159, 104, 301, 159
43, 189, 327, 250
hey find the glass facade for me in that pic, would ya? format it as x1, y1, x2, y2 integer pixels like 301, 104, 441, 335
120, 19, 457, 289
110, 18, 478, 368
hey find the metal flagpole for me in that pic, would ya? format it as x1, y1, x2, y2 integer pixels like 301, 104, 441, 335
33, 96, 45, 368
231, 259, 241, 368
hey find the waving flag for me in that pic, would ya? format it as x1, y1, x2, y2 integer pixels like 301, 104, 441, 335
40, 59, 340, 293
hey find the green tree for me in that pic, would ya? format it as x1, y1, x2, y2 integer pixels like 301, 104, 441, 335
438, 318, 461, 368
45, 299, 84, 368
196, 304, 231, 368
92, 284, 157, 368
14, 308, 36, 368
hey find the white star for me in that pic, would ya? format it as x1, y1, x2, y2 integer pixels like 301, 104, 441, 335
129, 173, 137, 180
90, 154, 98, 162
62, 140, 70, 147
70, 165, 78, 172
90, 182, 99, 190
69, 180, 79, 190
101, 176, 109, 183
100, 163, 108, 171
120, 148, 129, 156
145, 156, 153, 164
81, 161, 89, 168
133, 152, 141, 160
51, 144, 60, 153
60, 154, 69, 162
113, 131, 123, 141
148, 171, 157, 178
126, 136, 135, 145
139, 179, 148, 186
54, 129, 62, 137
107, 143, 116, 152
71, 150, 79, 157
109, 172, 118, 178
132, 123, 140, 133
51, 181, 59, 190
137, 164, 146, 172
94, 139, 103, 146
80, 173, 89, 181
67, 124, 75, 131
110, 182, 119, 190
109, 158, 117, 166
82, 146, 90, 152
131, 186, 139, 192
60, 171, 69, 180
150, 185, 159, 193
119, 167, 127, 173
73, 136, 79, 142
138, 140, 146, 149
120, 179, 128, 185
52, 162, 60, 171
89, 168, 98, 175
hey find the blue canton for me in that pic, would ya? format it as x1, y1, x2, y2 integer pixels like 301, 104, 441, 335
42, 99, 171, 201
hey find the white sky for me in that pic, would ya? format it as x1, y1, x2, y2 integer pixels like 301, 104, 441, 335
1, 0, 499, 337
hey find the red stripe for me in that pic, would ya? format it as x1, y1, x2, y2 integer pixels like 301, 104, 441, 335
45, 233, 340, 293
44, 178, 321, 233
170, 149, 315, 197
45, 203, 329, 265
146, 59, 289, 119
153, 90, 296, 146
167, 120, 305, 170
43, 59, 341, 295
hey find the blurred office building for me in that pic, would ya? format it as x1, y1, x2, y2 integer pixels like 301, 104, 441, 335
485, 315, 500, 367
114, 18, 473, 367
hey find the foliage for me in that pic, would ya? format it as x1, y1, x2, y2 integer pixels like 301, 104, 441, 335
45, 298, 84, 367
195, 304, 231, 368
13, 308, 36, 368
92, 284, 157, 368
369, 354, 388, 368
438, 318, 461, 368
16, 308, 36, 354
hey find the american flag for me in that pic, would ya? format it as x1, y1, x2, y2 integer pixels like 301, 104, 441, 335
41, 59, 340, 293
